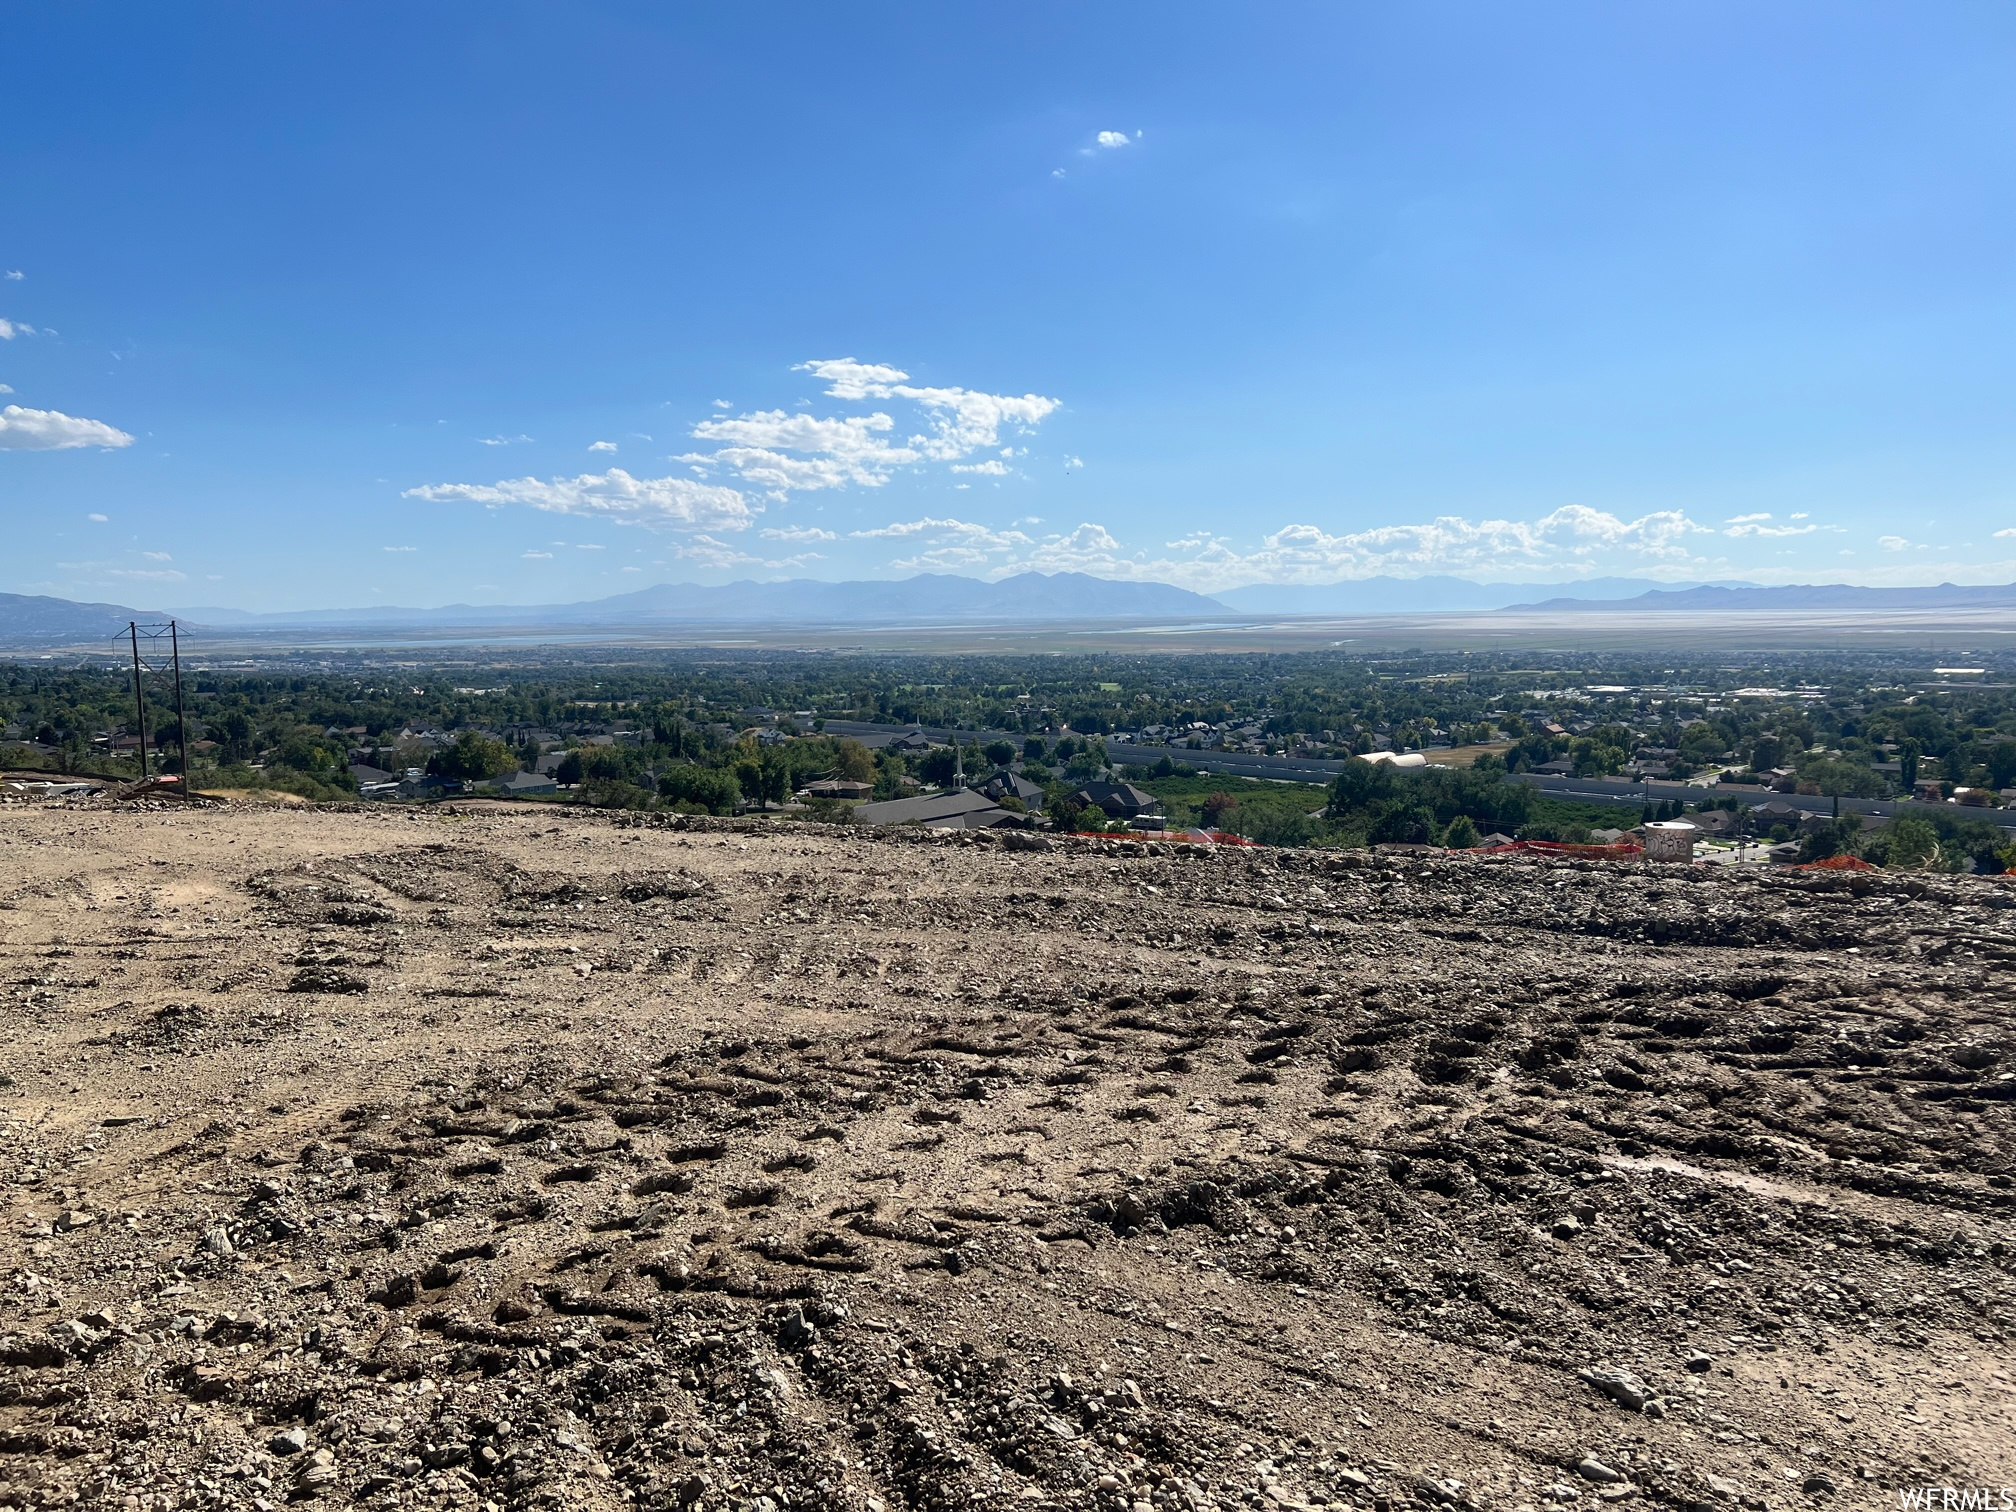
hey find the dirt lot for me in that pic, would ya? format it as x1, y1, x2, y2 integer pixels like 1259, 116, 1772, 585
0, 801, 2012, 1512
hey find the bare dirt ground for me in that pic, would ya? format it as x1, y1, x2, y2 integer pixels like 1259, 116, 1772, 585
0, 801, 2012, 1512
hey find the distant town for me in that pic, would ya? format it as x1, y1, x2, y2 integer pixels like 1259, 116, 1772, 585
4, 646, 2013, 871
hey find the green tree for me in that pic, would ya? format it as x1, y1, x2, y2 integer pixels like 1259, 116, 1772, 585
1369, 804, 1437, 846
657, 764, 741, 815
832, 739, 877, 783
1063, 742, 1109, 780
1201, 791, 1239, 826
1987, 742, 2016, 792
983, 739, 1017, 768
1443, 814, 1481, 849
1898, 741, 1921, 792
1867, 816, 1940, 870
429, 730, 517, 783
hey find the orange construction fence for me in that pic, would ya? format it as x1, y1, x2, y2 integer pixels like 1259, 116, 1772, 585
1793, 854, 1877, 872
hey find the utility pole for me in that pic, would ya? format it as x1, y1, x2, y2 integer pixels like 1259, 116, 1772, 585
127, 622, 150, 780
170, 619, 190, 778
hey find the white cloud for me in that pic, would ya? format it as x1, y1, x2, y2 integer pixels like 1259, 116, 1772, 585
1095, 130, 1132, 148
1724, 511, 1818, 538
711, 399, 732, 409
0, 319, 34, 340
673, 360, 1059, 501
1995, 527, 2016, 539
0, 404, 134, 450
588, 440, 618, 452
141, 550, 172, 561
797, 358, 1060, 463
574, 542, 604, 550
0, 384, 11, 394
521, 550, 554, 559
682, 409, 918, 494
849, 515, 1038, 571
759, 524, 838, 542
382, 545, 417, 553
1790, 512, 1810, 519
87, 512, 107, 522
1878, 535, 1910, 551
478, 434, 534, 446
3, 271, 21, 281
951, 459, 1011, 476
107, 567, 185, 581
1062, 455, 1084, 470
664, 534, 822, 572
404, 468, 756, 532
855, 506, 1723, 590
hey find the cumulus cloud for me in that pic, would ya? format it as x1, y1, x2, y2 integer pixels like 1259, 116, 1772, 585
0, 404, 134, 451
797, 358, 1059, 464
141, 550, 172, 561
674, 360, 1059, 501
1879, 535, 1910, 551
415, 361, 1055, 545
521, 550, 554, 559
759, 524, 838, 542
1095, 130, 1132, 148
382, 545, 417, 553
1995, 527, 2016, 539
3, 271, 21, 281
88, 512, 107, 522
478, 434, 534, 446
0, 384, 11, 394
404, 468, 755, 533
682, 409, 917, 493
0, 319, 34, 340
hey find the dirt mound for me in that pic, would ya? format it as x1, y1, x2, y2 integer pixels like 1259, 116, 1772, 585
0, 805, 2010, 1511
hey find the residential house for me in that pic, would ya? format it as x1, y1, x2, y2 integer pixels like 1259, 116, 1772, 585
805, 778, 874, 800
978, 769, 1044, 806
491, 770, 558, 796
1072, 780, 1161, 819
853, 790, 1002, 827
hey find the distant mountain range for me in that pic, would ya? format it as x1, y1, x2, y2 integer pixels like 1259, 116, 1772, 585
1213, 576, 1747, 614
7, 574, 2016, 648
0, 592, 166, 644
167, 573, 1225, 628
1507, 581, 2016, 612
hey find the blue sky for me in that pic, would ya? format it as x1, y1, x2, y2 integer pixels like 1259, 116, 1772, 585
5, 2, 2016, 610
